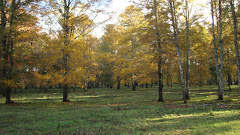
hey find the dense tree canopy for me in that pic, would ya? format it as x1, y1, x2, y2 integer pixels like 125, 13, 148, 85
0, 0, 240, 104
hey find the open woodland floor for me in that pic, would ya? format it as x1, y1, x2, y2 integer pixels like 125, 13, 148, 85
0, 84, 240, 134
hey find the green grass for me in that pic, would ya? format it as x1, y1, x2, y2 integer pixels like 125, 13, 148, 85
0, 84, 240, 134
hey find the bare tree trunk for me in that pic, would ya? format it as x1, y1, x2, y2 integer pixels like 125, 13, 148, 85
169, 0, 186, 103
185, 0, 190, 100
230, 0, 240, 93
63, 84, 69, 102
117, 76, 121, 90
227, 73, 232, 91
218, 0, 224, 100
84, 79, 88, 92
62, 0, 70, 102
132, 78, 136, 91
0, 0, 9, 102
153, 0, 163, 102
211, 0, 221, 99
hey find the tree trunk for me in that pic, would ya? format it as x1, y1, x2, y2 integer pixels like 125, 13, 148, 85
3, 0, 18, 104
62, 0, 70, 102
230, 0, 240, 93
153, 0, 163, 102
211, 0, 221, 98
63, 84, 69, 102
218, 0, 224, 100
117, 76, 121, 90
5, 87, 13, 104
84, 80, 87, 92
169, 0, 186, 103
158, 62, 163, 102
1, 0, 8, 102
227, 73, 232, 91
185, 0, 190, 100
132, 79, 136, 91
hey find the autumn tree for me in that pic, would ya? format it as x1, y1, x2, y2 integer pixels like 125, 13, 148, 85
40, 0, 110, 102
0, 0, 38, 104
115, 5, 148, 91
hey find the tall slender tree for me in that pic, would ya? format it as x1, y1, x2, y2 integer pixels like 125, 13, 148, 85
218, 0, 224, 100
211, 0, 221, 98
229, 0, 240, 93
152, 0, 164, 102
169, 0, 186, 103
185, 0, 190, 100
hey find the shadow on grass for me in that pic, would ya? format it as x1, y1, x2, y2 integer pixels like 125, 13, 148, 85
122, 105, 240, 134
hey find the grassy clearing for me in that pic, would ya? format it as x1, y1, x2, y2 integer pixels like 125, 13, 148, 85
0, 84, 240, 134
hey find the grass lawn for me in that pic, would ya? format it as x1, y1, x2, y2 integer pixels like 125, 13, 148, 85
0, 84, 239, 134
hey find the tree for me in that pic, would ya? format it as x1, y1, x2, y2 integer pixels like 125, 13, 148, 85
210, 0, 221, 98
184, 0, 190, 100
152, 0, 164, 102
41, 0, 110, 102
0, 0, 38, 104
169, 0, 186, 103
229, 0, 240, 93
218, 0, 224, 100
99, 24, 117, 89
136, 0, 170, 101
115, 5, 147, 91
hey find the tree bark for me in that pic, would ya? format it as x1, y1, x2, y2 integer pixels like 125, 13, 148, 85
169, 0, 186, 103
63, 84, 69, 102
227, 73, 232, 91
185, 0, 190, 100
230, 0, 240, 93
218, 0, 224, 100
117, 76, 121, 90
211, 0, 221, 99
84, 80, 87, 92
0, 0, 8, 101
62, 0, 70, 102
153, 0, 163, 102
132, 79, 136, 91
2, 0, 19, 104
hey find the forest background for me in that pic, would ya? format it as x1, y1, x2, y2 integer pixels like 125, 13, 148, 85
0, 0, 240, 104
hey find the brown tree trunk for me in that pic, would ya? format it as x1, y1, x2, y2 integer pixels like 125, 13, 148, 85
132, 80, 136, 91
211, 0, 221, 99
228, 73, 232, 91
117, 76, 121, 90
84, 80, 87, 92
230, 0, 240, 93
5, 87, 13, 104
62, 0, 70, 102
218, 0, 224, 100
146, 83, 148, 88
158, 63, 163, 102
3, 0, 18, 104
63, 84, 69, 102
185, 0, 190, 100
152, 0, 163, 102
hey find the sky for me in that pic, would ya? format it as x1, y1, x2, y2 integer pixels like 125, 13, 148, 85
39, 0, 211, 38
92, 0, 210, 38
92, 0, 134, 38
